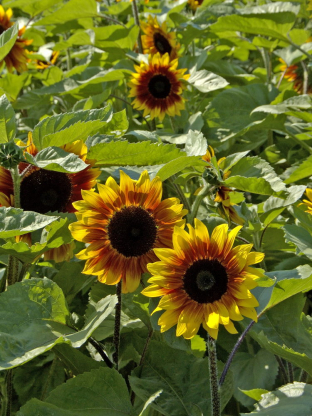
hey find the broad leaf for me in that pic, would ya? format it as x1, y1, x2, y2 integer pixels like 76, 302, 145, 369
188, 68, 228, 93
0, 24, 19, 62
157, 156, 206, 181
2, 0, 63, 17
34, 0, 97, 25
283, 224, 312, 260
0, 94, 16, 142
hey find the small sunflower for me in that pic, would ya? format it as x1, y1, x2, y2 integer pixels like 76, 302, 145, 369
187, 0, 204, 11
141, 16, 180, 60
202, 147, 244, 225
279, 59, 312, 94
36, 51, 59, 70
129, 53, 189, 121
142, 220, 264, 339
0, 5, 32, 73
0, 134, 101, 262
69, 170, 187, 293
301, 188, 312, 215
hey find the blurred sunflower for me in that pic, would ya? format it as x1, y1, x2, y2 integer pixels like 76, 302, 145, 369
301, 188, 312, 215
279, 59, 312, 94
36, 51, 59, 69
69, 170, 187, 293
141, 16, 180, 60
202, 147, 244, 225
142, 220, 263, 339
0, 134, 101, 262
0, 5, 33, 73
129, 52, 189, 121
187, 0, 204, 11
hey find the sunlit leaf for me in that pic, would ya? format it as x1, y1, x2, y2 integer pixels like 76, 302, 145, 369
0, 94, 16, 142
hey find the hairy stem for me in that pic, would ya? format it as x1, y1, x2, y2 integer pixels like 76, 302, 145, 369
113, 281, 122, 369
131, 0, 143, 54
207, 335, 220, 416
275, 355, 288, 384
287, 361, 294, 383
40, 357, 58, 401
88, 337, 113, 368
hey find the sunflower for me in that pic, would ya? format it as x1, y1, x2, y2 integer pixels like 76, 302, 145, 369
35, 51, 59, 70
202, 147, 244, 225
301, 188, 312, 215
0, 134, 101, 262
142, 220, 264, 339
141, 16, 180, 60
69, 170, 187, 293
279, 58, 312, 94
0, 5, 32, 73
129, 53, 189, 122
187, 0, 204, 11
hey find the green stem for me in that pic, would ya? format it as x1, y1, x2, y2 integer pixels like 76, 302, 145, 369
286, 35, 312, 62
189, 183, 210, 225
287, 361, 294, 383
151, 118, 156, 132
286, 130, 312, 155
275, 355, 288, 384
301, 60, 309, 95
131, 0, 143, 54
168, 177, 192, 215
6, 256, 19, 286
98, 13, 127, 27
260, 48, 272, 91
207, 335, 220, 416
113, 281, 122, 370
169, 116, 177, 133
0, 370, 13, 416
66, 48, 72, 71
40, 357, 58, 401
9, 166, 21, 209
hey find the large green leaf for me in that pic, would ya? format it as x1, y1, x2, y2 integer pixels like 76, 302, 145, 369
241, 383, 312, 415
210, 13, 296, 42
283, 224, 312, 260
157, 156, 206, 181
2, 0, 63, 17
224, 156, 286, 195
0, 24, 19, 62
24, 147, 88, 173
0, 207, 59, 239
129, 341, 233, 416
284, 155, 312, 184
17, 368, 135, 416
87, 141, 183, 167
34, 0, 97, 25
0, 94, 16, 142
188, 68, 229, 93
0, 278, 117, 369
32, 106, 113, 150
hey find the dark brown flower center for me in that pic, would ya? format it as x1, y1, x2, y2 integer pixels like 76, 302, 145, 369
183, 259, 228, 304
153, 32, 172, 55
20, 168, 72, 214
108, 206, 157, 257
148, 74, 171, 99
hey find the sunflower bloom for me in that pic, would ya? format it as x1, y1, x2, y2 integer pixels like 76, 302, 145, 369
279, 59, 312, 94
129, 52, 189, 122
69, 170, 187, 293
142, 220, 263, 339
141, 16, 180, 60
0, 134, 101, 262
301, 188, 312, 215
202, 147, 244, 225
0, 5, 33, 73
36, 51, 59, 70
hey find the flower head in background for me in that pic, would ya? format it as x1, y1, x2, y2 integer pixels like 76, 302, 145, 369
187, 0, 204, 11
35, 51, 59, 70
0, 134, 101, 262
301, 188, 312, 215
141, 16, 180, 60
129, 53, 189, 121
279, 59, 312, 94
143, 220, 263, 339
202, 146, 244, 225
69, 170, 187, 293
0, 5, 33, 72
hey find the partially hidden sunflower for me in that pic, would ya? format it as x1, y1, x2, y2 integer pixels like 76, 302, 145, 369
202, 146, 244, 225
279, 58, 312, 94
141, 16, 180, 60
0, 134, 101, 262
0, 5, 33, 73
301, 188, 312, 215
69, 170, 188, 293
129, 52, 189, 122
187, 0, 204, 11
142, 220, 264, 339
35, 51, 59, 70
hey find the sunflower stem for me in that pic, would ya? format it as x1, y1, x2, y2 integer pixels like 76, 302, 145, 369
169, 116, 177, 133
274, 355, 288, 384
1, 370, 13, 416
299, 369, 308, 383
168, 177, 192, 214
287, 361, 294, 383
207, 335, 221, 416
219, 320, 256, 387
9, 165, 21, 209
40, 356, 58, 401
151, 118, 156, 132
189, 183, 210, 225
88, 337, 113, 368
286, 130, 312, 155
131, 0, 143, 54
301, 60, 309, 95
113, 281, 122, 370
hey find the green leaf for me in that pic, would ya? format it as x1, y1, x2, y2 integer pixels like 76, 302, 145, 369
241, 383, 312, 415
17, 368, 135, 416
2, 0, 63, 17
0, 94, 16, 142
34, 0, 97, 25
283, 224, 312, 260
224, 156, 286, 195
231, 350, 278, 407
0, 278, 117, 369
240, 389, 269, 402
252, 95, 312, 115
32, 106, 113, 150
0, 207, 59, 239
184, 130, 207, 157
129, 341, 233, 416
210, 13, 296, 42
284, 155, 312, 184
188, 68, 228, 93
87, 141, 183, 167
0, 24, 19, 62
0, 218, 73, 263
157, 156, 206, 182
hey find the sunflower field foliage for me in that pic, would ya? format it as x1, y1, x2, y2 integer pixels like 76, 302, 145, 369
0, 0, 312, 415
